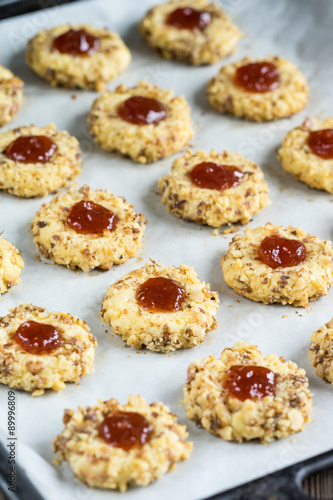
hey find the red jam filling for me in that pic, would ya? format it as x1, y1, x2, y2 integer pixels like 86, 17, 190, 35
258, 235, 306, 269
66, 200, 119, 235
307, 129, 333, 159
5, 136, 57, 164
189, 162, 243, 190
52, 29, 100, 56
117, 96, 167, 125
166, 7, 211, 31
234, 62, 280, 93
225, 365, 276, 401
14, 321, 61, 355
136, 277, 186, 313
98, 411, 152, 450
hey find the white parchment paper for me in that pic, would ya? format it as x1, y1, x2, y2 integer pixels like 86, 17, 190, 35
0, 0, 333, 498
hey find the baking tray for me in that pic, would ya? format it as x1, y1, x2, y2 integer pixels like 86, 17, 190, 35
0, 0, 79, 20
1, 1, 333, 499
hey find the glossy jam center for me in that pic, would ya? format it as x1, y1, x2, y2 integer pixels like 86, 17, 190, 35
136, 277, 186, 313
235, 62, 280, 93
258, 235, 306, 269
225, 365, 276, 401
117, 96, 167, 125
52, 29, 100, 56
5, 135, 57, 164
307, 129, 333, 159
166, 7, 211, 30
66, 200, 119, 235
98, 411, 152, 450
189, 162, 244, 191
14, 321, 61, 355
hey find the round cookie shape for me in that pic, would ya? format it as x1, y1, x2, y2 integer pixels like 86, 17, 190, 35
87, 81, 193, 163
0, 303, 96, 396
0, 124, 81, 198
53, 395, 193, 491
278, 118, 333, 193
309, 318, 333, 384
184, 341, 312, 443
0, 65, 23, 127
101, 261, 219, 353
221, 223, 333, 307
139, 0, 242, 66
207, 56, 308, 122
158, 149, 270, 227
26, 24, 131, 91
0, 236, 24, 295
31, 185, 145, 272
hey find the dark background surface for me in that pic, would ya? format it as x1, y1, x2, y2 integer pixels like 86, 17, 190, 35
0, 0, 78, 20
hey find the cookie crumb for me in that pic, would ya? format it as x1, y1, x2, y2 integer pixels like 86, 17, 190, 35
224, 226, 239, 234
